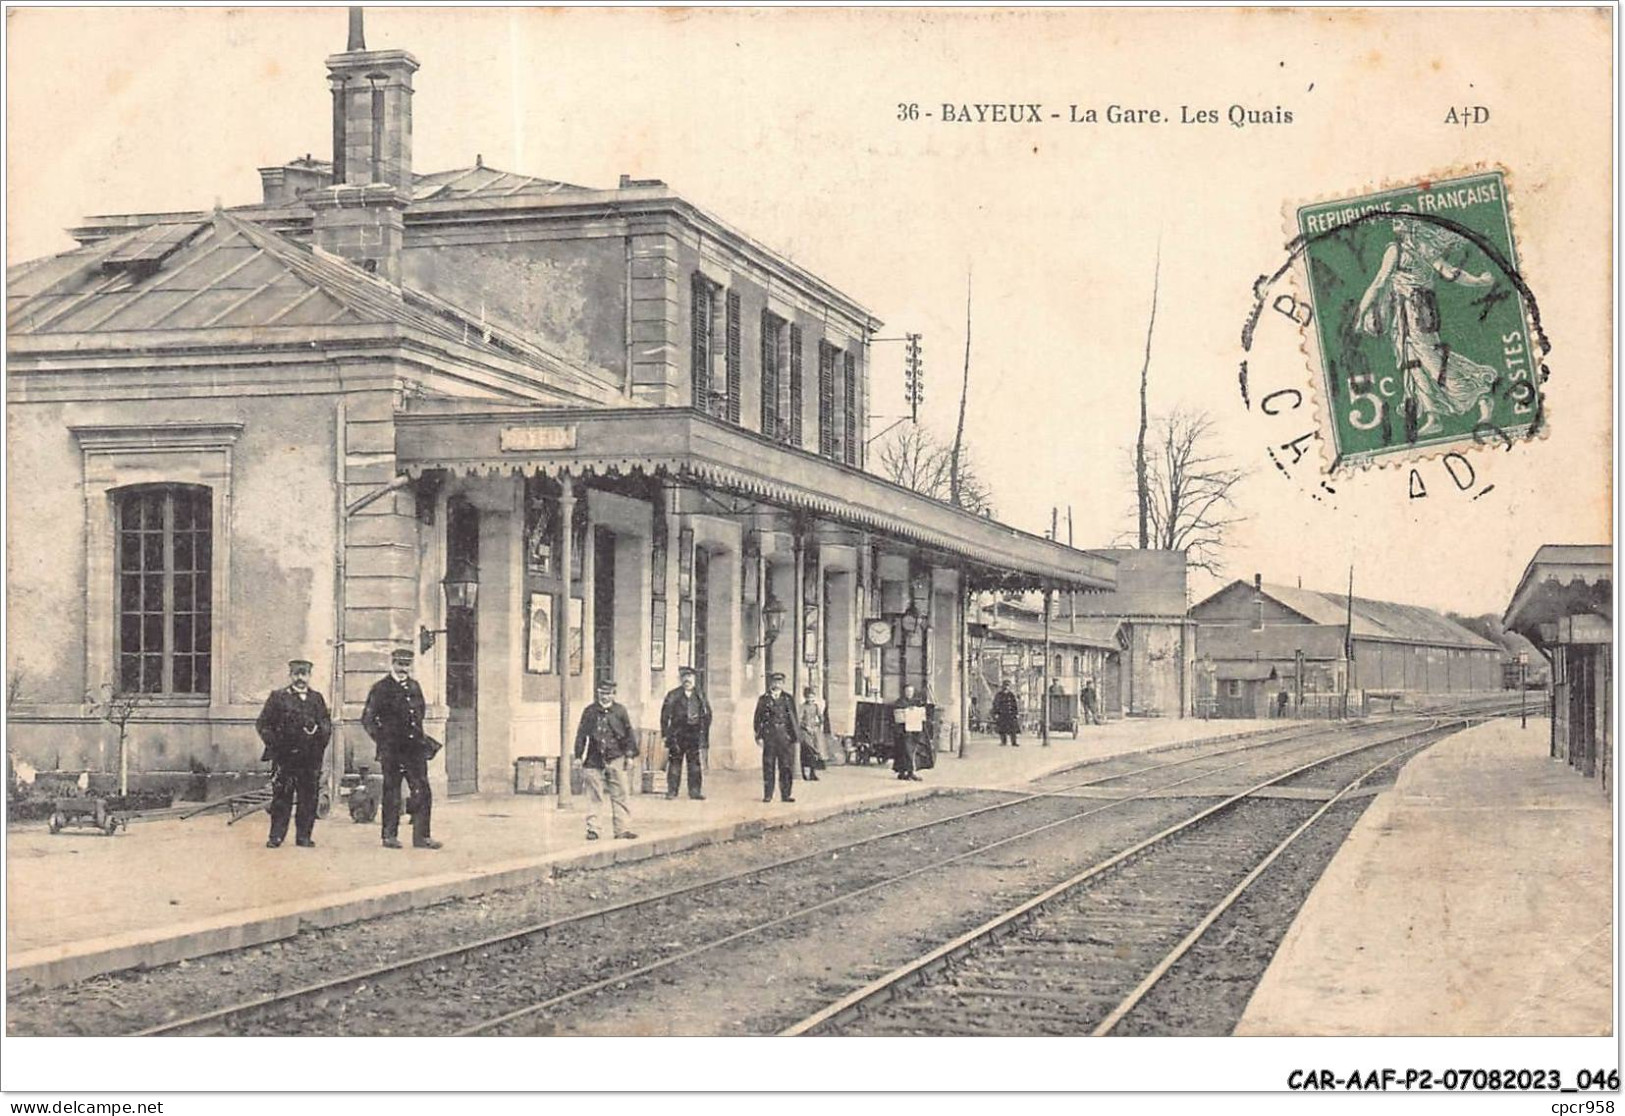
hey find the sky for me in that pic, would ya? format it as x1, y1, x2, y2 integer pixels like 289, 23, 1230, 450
6, 6, 1613, 618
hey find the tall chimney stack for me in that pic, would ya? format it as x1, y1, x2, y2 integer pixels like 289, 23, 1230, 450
1252, 573, 1264, 631
309, 8, 418, 283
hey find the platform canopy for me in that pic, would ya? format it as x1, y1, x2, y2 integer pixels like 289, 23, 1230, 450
396, 406, 1117, 593
1504, 544, 1613, 648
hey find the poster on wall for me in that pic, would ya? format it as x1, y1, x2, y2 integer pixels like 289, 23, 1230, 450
568, 596, 584, 676
525, 591, 554, 674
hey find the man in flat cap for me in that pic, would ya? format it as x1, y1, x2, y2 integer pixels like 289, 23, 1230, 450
574, 678, 639, 840
660, 666, 711, 800
361, 648, 442, 850
256, 658, 332, 848
753, 672, 798, 803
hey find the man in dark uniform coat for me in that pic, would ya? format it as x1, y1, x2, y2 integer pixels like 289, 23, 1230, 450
361, 648, 442, 850
575, 678, 639, 840
753, 672, 798, 803
660, 666, 711, 800
993, 679, 1021, 747
893, 683, 928, 781
256, 658, 332, 848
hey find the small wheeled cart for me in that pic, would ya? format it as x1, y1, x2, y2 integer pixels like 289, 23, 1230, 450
47, 797, 128, 836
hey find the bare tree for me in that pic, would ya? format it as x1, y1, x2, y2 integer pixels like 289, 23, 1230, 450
878, 423, 996, 517
1136, 247, 1161, 548
88, 682, 148, 797
1121, 408, 1246, 575
950, 271, 971, 508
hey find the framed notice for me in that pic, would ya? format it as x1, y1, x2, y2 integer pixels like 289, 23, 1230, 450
568, 596, 584, 675
526, 591, 554, 674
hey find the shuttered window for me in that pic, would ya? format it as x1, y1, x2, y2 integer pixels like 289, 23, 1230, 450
725, 290, 741, 423
690, 274, 712, 411
817, 342, 836, 458
842, 350, 858, 465
760, 311, 779, 438
787, 324, 803, 447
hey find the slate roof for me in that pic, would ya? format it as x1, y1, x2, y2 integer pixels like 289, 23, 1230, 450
7, 210, 611, 393
1071, 549, 1187, 618
1194, 580, 1500, 651
411, 164, 587, 203
986, 615, 1123, 650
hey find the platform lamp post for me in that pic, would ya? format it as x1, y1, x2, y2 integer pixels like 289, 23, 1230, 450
965, 620, 989, 759
1519, 650, 1529, 729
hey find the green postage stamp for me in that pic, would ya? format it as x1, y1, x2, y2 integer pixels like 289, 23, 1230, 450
1295, 170, 1543, 468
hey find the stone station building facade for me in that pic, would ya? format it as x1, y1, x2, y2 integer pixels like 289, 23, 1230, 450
6, 17, 1113, 798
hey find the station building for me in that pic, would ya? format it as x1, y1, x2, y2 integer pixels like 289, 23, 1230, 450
1191, 575, 1503, 718
974, 596, 1123, 730
5, 17, 1113, 795
1503, 545, 1612, 794
975, 549, 1194, 725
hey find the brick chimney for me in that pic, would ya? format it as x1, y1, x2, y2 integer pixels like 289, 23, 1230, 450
308, 9, 417, 283
1252, 572, 1264, 631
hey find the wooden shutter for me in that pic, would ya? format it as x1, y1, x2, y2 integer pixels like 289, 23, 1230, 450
788, 324, 803, 447
818, 342, 836, 457
725, 290, 741, 423
842, 351, 858, 465
760, 311, 779, 439
690, 275, 709, 411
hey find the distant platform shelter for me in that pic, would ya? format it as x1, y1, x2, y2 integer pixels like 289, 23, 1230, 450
1504, 545, 1613, 794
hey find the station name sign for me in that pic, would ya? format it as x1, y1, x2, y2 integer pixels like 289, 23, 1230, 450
500, 425, 577, 452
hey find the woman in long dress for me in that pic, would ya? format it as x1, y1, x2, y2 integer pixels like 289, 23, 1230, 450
1356, 216, 1498, 436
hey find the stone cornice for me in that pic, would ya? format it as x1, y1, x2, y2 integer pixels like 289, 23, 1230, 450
70, 421, 244, 453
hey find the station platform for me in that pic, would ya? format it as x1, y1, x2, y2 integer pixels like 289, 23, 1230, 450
5, 715, 1270, 990
1236, 716, 1614, 1036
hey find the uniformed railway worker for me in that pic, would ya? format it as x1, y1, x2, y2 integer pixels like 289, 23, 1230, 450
660, 666, 711, 800
361, 648, 442, 850
754, 672, 798, 803
993, 679, 1021, 747
575, 678, 639, 840
255, 658, 332, 849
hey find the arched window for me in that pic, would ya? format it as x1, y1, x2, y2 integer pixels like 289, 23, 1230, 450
115, 484, 212, 694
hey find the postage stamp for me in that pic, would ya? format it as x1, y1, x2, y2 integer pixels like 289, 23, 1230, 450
1293, 170, 1544, 469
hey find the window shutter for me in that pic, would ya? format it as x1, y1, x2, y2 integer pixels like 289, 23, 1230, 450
725, 290, 741, 423
788, 324, 803, 447
842, 351, 858, 465
818, 343, 836, 457
760, 310, 778, 439
690, 275, 709, 411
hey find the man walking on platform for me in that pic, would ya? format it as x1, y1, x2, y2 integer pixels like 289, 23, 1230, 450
576, 679, 640, 840
754, 672, 798, 803
993, 679, 1021, 747
660, 666, 711, 800
1082, 679, 1102, 726
256, 658, 331, 849
362, 648, 442, 850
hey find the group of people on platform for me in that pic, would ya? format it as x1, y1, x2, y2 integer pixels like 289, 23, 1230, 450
255, 648, 442, 853
980, 677, 1104, 746
254, 655, 934, 851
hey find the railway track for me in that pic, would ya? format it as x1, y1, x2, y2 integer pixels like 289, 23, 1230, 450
131, 708, 1500, 1037
780, 718, 1467, 1036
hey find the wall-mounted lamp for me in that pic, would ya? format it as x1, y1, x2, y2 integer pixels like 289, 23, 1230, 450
900, 603, 923, 635
419, 563, 480, 653
747, 595, 788, 660
967, 621, 990, 658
